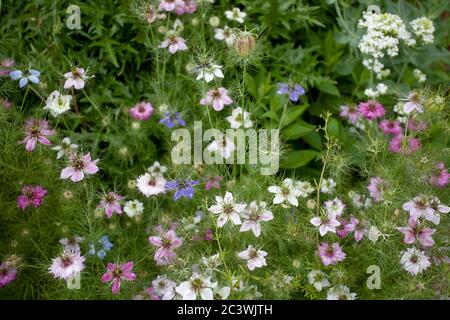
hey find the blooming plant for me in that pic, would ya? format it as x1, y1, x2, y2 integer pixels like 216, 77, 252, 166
0, 0, 448, 301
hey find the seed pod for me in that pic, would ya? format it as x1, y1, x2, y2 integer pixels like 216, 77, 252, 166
233, 31, 256, 57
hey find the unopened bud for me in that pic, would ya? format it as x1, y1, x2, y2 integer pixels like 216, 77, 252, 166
234, 31, 256, 57
209, 16, 220, 27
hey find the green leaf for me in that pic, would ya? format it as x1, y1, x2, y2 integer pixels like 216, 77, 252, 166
280, 149, 319, 169
327, 117, 339, 137
283, 121, 314, 140
280, 104, 309, 128
316, 79, 340, 96
303, 131, 322, 150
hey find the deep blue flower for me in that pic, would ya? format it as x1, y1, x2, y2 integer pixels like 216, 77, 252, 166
165, 179, 199, 200
10, 69, 41, 88
276, 82, 305, 102
159, 111, 186, 128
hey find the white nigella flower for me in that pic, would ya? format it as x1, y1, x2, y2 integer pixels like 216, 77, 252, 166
213, 286, 231, 300
323, 197, 346, 216
320, 178, 336, 194
208, 191, 246, 227
123, 200, 144, 218
207, 135, 236, 159
238, 245, 267, 271
226, 107, 253, 129
427, 197, 450, 225
214, 26, 236, 47
136, 172, 166, 197
326, 285, 357, 300
307, 270, 330, 292
224, 7, 246, 24
44, 90, 72, 117
175, 273, 217, 300
310, 212, 341, 236
295, 181, 315, 197
367, 225, 382, 243
268, 178, 301, 207
202, 254, 221, 272
48, 250, 85, 280
147, 161, 167, 176
400, 247, 431, 276
152, 275, 177, 300
348, 191, 372, 209
59, 236, 84, 253
51, 137, 78, 159
401, 91, 424, 114
239, 201, 273, 237
194, 62, 224, 83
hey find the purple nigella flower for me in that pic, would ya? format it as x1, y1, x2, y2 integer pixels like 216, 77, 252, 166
276, 83, 305, 102
159, 112, 186, 128
165, 179, 199, 200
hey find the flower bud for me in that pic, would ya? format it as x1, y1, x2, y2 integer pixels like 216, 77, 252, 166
234, 31, 256, 57
209, 16, 220, 27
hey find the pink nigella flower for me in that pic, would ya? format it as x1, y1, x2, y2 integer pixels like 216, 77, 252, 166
200, 87, 233, 111
97, 192, 124, 218
238, 245, 268, 271
358, 100, 385, 120
389, 135, 421, 155
175, 0, 197, 15
397, 217, 436, 247
17, 185, 48, 210
48, 250, 85, 280
101, 261, 136, 294
158, 36, 188, 54
352, 217, 368, 241
402, 196, 435, 223
367, 176, 385, 203
379, 119, 402, 135
339, 105, 360, 124
205, 176, 222, 191
1, 99, 13, 109
239, 201, 273, 237
134, 287, 161, 300
0, 262, 17, 288
19, 119, 55, 152
310, 213, 341, 237
148, 227, 183, 265
64, 67, 89, 90
336, 217, 356, 239
317, 242, 346, 266
159, 0, 184, 12
0, 58, 15, 76
60, 153, 99, 182
407, 119, 427, 132
129, 101, 154, 121
429, 162, 449, 188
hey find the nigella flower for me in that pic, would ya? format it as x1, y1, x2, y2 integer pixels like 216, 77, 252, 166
193, 62, 224, 83
389, 135, 421, 155
63, 67, 91, 90
239, 201, 273, 237
316, 242, 346, 266
214, 26, 236, 47
208, 191, 246, 227
378, 119, 402, 135
175, 272, 217, 300
0, 58, 15, 77
402, 91, 423, 114
101, 261, 136, 294
276, 83, 305, 103
165, 179, 199, 200
148, 226, 183, 265
339, 105, 360, 124
97, 192, 124, 218
19, 119, 55, 152
310, 212, 341, 236
123, 199, 144, 218
367, 176, 386, 202
326, 285, 357, 300
397, 218, 436, 247
307, 270, 330, 292
400, 247, 431, 276
134, 287, 161, 300
175, 0, 197, 15
10, 69, 40, 88
152, 275, 177, 300
48, 250, 85, 280
129, 101, 154, 121
159, 0, 183, 12
429, 162, 449, 188
17, 185, 48, 210
205, 175, 222, 191
51, 137, 78, 159
358, 100, 385, 120
59, 236, 84, 253
60, 153, 99, 182
200, 87, 233, 111
136, 172, 166, 197
238, 245, 268, 271
0, 262, 17, 288
159, 111, 186, 128
226, 107, 253, 129
88, 235, 113, 260
44, 90, 72, 117
224, 7, 246, 24
158, 36, 188, 54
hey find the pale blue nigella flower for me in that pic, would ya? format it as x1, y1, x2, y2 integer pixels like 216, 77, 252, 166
10, 69, 41, 88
